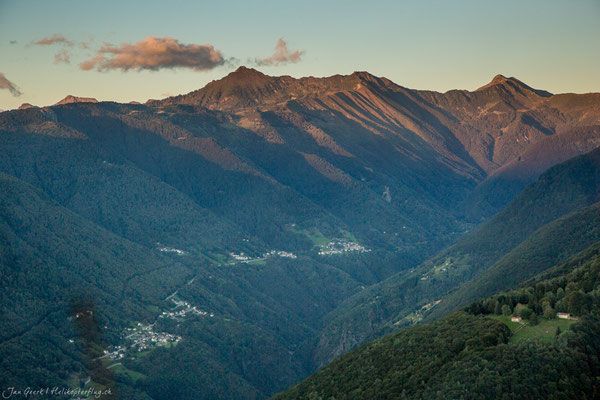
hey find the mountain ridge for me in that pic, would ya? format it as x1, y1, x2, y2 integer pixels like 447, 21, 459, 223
153, 67, 600, 189
159, 68, 557, 108
54, 95, 98, 105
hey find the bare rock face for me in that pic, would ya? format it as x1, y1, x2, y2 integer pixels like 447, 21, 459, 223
18, 103, 36, 109
53, 95, 98, 106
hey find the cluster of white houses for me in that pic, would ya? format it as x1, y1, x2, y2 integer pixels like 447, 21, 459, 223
318, 240, 370, 256
157, 245, 187, 255
263, 250, 297, 259
159, 299, 214, 320
126, 324, 181, 352
101, 323, 181, 360
229, 249, 298, 263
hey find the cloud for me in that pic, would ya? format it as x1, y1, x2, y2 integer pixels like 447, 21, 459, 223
255, 38, 304, 66
79, 55, 103, 71
79, 36, 225, 72
33, 34, 74, 47
54, 49, 71, 64
0, 73, 22, 96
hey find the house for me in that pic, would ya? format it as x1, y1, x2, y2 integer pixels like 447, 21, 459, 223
557, 313, 570, 319
511, 316, 522, 322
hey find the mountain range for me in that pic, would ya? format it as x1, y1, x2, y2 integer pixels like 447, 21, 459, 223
1, 67, 599, 399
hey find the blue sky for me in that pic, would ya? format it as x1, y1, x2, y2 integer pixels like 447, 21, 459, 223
1, 0, 599, 109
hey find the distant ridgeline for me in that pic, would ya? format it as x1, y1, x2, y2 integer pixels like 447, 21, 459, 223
274, 242, 600, 400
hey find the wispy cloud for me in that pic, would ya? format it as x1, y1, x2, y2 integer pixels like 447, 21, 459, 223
0, 73, 22, 96
80, 36, 225, 72
32, 34, 92, 55
33, 34, 74, 47
54, 49, 71, 64
255, 38, 304, 66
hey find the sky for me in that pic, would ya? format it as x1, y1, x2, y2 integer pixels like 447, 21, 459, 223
1, 0, 599, 110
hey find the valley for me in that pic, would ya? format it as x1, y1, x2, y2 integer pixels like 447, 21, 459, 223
1, 68, 599, 399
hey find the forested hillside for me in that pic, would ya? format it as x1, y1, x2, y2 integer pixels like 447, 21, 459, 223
430, 202, 600, 318
275, 242, 600, 400
315, 148, 600, 364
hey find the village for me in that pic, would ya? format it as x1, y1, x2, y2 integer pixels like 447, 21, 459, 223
159, 298, 214, 320
228, 249, 298, 263
94, 239, 367, 363
157, 245, 187, 255
96, 295, 214, 361
100, 323, 181, 361
318, 239, 370, 256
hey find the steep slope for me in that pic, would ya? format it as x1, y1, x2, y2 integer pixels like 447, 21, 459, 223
315, 147, 600, 364
430, 202, 600, 318
0, 103, 468, 397
275, 243, 600, 400
1, 97, 480, 266
463, 125, 600, 219
0, 170, 366, 399
0, 172, 187, 392
2, 68, 600, 398
159, 67, 600, 219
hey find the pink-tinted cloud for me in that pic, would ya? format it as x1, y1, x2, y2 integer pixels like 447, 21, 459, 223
33, 34, 74, 47
0, 73, 22, 96
255, 38, 304, 66
80, 55, 103, 71
79, 36, 225, 72
54, 49, 71, 64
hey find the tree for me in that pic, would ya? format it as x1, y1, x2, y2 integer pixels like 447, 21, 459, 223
542, 302, 555, 319
521, 308, 533, 320
529, 312, 538, 326
563, 290, 587, 315
494, 302, 502, 315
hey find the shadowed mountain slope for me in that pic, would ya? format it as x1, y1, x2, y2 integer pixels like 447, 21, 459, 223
314, 147, 600, 365
275, 242, 600, 400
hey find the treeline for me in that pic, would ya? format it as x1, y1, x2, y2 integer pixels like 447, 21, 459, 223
466, 246, 600, 323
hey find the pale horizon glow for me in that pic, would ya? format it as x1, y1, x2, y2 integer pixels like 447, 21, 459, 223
1, 0, 599, 110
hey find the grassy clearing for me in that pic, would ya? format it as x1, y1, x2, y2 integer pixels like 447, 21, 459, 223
66, 371, 88, 389
488, 314, 576, 343
245, 259, 267, 265
341, 230, 358, 242
200, 251, 229, 265
287, 224, 362, 250
305, 230, 330, 247
287, 225, 330, 246
110, 364, 146, 382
